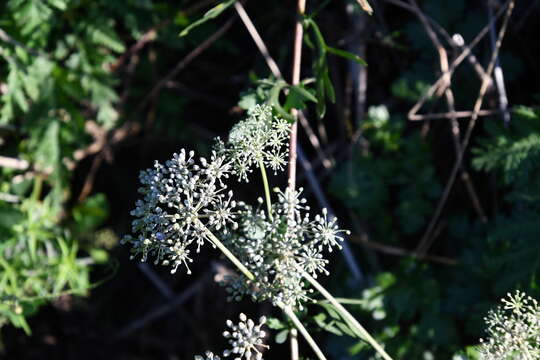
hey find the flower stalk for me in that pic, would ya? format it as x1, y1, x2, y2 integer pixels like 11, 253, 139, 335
298, 266, 393, 360
280, 303, 327, 360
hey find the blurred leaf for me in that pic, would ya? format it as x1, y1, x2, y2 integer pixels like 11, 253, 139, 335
180, 0, 236, 37
275, 329, 289, 344
325, 46, 367, 66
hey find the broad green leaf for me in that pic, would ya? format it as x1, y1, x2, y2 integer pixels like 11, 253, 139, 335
180, 0, 236, 37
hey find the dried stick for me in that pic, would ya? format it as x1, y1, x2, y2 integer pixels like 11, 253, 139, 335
77, 19, 235, 201
406, 0, 512, 121
349, 235, 457, 266
383, 0, 493, 82
287, 0, 307, 193
487, 0, 511, 125
234, 2, 283, 79
114, 271, 209, 340
0, 156, 29, 170
410, 109, 502, 121
416, 0, 515, 255
287, 2, 306, 358
136, 16, 236, 114
407, 0, 487, 224
111, 0, 216, 71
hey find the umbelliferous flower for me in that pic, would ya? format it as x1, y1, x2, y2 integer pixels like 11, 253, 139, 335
223, 313, 268, 360
479, 290, 540, 359
122, 149, 238, 274
195, 351, 221, 360
221, 187, 348, 310
225, 104, 290, 181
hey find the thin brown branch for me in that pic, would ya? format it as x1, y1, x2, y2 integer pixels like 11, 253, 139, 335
287, 0, 307, 193
234, 2, 283, 79
0, 156, 29, 170
406, 0, 512, 121
408, 0, 487, 225
110, 0, 216, 71
416, 0, 515, 255
136, 16, 236, 114
409, 109, 503, 121
349, 235, 457, 266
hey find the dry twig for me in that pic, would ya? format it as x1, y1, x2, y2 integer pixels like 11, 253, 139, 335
416, 0, 515, 255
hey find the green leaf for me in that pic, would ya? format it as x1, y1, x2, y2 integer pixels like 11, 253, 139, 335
180, 0, 236, 37
275, 329, 289, 344
284, 84, 317, 111
268, 80, 295, 122
266, 316, 286, 330
325, 46, 368, 66
334, 320, 356, 338
72, 193, 109, 233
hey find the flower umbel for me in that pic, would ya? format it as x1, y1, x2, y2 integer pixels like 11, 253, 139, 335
225, 104, 290, 181
195, 351, 221, 360
121, 149, 237, 274
479, 290, 540, 360
223, 313, 269, 360
221, 187, 349, 310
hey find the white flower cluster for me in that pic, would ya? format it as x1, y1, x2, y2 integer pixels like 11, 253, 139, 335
479, 290, 540, 359
121, 149, 237, 274
222, 188, 348, 310
224, 104, 290, 181
195, 313, 268, 360
195, 351, 221, 360
223, 313, 268, 360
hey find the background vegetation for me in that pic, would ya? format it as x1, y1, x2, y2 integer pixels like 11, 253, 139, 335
0, 0, 538, 358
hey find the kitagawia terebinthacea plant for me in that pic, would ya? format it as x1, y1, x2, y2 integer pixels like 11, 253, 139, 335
123, 104, 392, 360
122, 104, 347, 310
479, 290, 540, 360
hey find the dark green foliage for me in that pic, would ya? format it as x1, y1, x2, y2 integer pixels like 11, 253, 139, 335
331, 106, 441, 241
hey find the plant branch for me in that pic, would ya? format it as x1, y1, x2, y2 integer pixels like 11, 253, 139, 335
416, 0, 515, 255
281, 304, 327, 360
259, 162, 274, 221
298, 266, 393, 360
287, 0, 307, 193
197, 219, 255, 281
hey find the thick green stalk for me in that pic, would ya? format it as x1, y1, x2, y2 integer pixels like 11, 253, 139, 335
280, 303, 327, 360
298, 266, 394, 360
259, 161, 273, 221
197, 219, 255, 281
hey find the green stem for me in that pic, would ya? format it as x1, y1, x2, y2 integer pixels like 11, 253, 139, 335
197, 219, 255, 281
280, 303, 327, 360
298, 266, 393, 360
259, 161, 273, 221
31, 175, 43, 201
